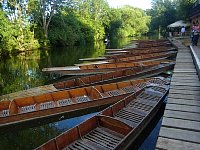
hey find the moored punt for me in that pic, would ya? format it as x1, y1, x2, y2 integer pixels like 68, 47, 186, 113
79, 46, 177, 62
137, 43, 172, 48
132, 39, 169, 43
136, 40, 172, 48
35, 81, 169, 150
54, 62, 174, 90
79, 40, 176, 61
98, 51, 177, 63
105, 47, 177, 55
0, 78, 167, 128
76, 51, 177, 66
42, 59, 174, 76
105, 46, 170, 52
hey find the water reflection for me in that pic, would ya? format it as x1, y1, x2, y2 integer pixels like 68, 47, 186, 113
0, 50, 45, 95
0, 42, 106, 96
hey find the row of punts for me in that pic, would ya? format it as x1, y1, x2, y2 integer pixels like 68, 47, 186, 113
0, 77, 168, 128
42, 59, 175, 76
53, 62, 174, 90
35, 79, 169, 150
0, 61, 174, 101
80, 46, 176, 61
0, 39, 176, 149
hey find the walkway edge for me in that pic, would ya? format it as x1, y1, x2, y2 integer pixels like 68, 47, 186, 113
190, 45, 200, 78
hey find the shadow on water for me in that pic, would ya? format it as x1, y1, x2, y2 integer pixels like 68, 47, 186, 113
0, 35, 167, 149
0, 112, 98, 150
134, 102, 166, 150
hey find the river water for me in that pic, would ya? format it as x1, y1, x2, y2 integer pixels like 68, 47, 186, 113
0, 36, 164, 149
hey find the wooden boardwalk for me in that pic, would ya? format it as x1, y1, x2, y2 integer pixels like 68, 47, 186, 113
156, 39, 200, 149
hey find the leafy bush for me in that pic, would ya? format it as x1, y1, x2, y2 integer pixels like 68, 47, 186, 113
0, 10, 39, 57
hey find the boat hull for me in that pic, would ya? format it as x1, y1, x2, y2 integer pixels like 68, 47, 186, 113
54, 63, 174, 90
0, 93, 132, 129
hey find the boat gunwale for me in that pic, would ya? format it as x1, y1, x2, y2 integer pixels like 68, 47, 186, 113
0, 78, 153, 127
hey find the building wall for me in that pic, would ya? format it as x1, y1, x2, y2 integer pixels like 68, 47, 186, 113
190, 1, 200, 25
191, 16, 200, 25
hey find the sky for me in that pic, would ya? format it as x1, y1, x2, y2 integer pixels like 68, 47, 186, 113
107, 0, 152, 10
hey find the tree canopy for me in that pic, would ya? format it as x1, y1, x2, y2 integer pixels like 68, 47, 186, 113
147, 0, 196, 34
0, 0, 197, 57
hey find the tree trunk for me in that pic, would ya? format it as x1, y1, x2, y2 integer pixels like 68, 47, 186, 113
43, 26, 48, 46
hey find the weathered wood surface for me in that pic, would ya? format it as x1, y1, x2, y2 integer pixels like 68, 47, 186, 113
165, 103, 200, 113
170, 85, 200, 90
159, 127, 200, 143
157, 137, 200, 150
167, 98, 200, 106
169, 89, 200, 95
168, 93, 200, 100
156, 38, 200, 149
164, 110, 200, 121
0, 85, 58, 101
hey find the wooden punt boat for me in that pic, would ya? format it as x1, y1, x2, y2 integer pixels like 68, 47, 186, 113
54, 62, 174, 90
76, 51, 177, 66
132, 39, 169, 43
79, 47, 177, 62
105, 46, 175, 52
42, 59, 174, 76
35, 81, 169, 150
105, 47, 177, 55
137, 41, 172, 48
0, 77, 168, 129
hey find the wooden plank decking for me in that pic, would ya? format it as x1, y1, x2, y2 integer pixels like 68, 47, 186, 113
156, 39, 200, 149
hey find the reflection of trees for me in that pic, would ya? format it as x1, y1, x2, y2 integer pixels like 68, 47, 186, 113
0, 50, 46, 96
0, 124, 61, 150
0, 42, 106, 96
40, 41, 106, 68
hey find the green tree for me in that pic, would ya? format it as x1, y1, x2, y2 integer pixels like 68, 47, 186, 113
28, 0, 63, 45
0, 0, 39, 56
175, 0, 196, 20
147, 0, 177, 34
47, 0, 111, 46
0, 10, 17, 56
76, 0, 110, 40
48, 12, 86, 46
108, 6, 150, 38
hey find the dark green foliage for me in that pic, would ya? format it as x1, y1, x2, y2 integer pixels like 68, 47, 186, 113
147, 0, 177, 34
176, 0, 196, 20
48, 12, 96, 46
1, 0, 196, 55
0, 9, 39, 57
108, 6, 150, 38
147, 0, 196, 34
0, 0, 151, 54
